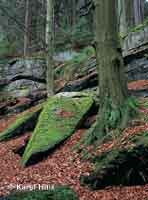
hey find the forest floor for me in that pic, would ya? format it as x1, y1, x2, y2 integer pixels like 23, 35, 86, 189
1, 80, 148, 199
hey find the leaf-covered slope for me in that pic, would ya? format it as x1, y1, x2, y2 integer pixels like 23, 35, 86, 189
21, 96, 93, 166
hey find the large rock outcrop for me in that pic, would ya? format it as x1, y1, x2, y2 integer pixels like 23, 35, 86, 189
1, 25, 148, 98
123, 26, 148, 57
0, 58, 46, 97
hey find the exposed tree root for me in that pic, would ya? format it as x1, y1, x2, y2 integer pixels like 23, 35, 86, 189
82, 97, 139, 146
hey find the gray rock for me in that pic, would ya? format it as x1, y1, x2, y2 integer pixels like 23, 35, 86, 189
4, 58, 46, 80
5, 79, 45, 97
123, 26, 148, 57
0, 58, 46, 97
126, 57, 148, 81
1, 26, 148, 98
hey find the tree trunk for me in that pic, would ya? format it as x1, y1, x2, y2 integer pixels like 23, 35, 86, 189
83, 0, 137, 145
46, 0, 54, 96
118, 0, 128, 34
125, 0, 134, 29
118, 0, 134, 34
24, 0, 30, 57
72, 0, 76, 30
96, 0, 128, 104
134, 0, 144, 25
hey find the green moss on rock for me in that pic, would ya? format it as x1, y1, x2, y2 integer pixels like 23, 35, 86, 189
21, 96, 93, 166
79, 99, 148, 189
80, 130, 148, 189
0, 104, 43, 142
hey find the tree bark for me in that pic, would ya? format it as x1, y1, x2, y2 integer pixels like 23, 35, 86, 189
96, 0, 128, 105
118, 0, 128, 34
134, 0, 144, 25
24, 0, 30, 57
83, 0, 136, 145
118, 0, 134, 34
126, 0, 135, 29
46, 0, 54, 96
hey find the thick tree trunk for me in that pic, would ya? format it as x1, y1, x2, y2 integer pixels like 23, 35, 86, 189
82, 0, 137, 145
96, 0, 128, 106
78, 0, 141, 190
46, 0, 54, 96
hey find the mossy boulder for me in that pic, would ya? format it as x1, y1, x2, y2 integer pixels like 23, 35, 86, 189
80, 131, 148, 189
21, 96, 93, 166
3, 186, 78, 200
0, 104, 43, 142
